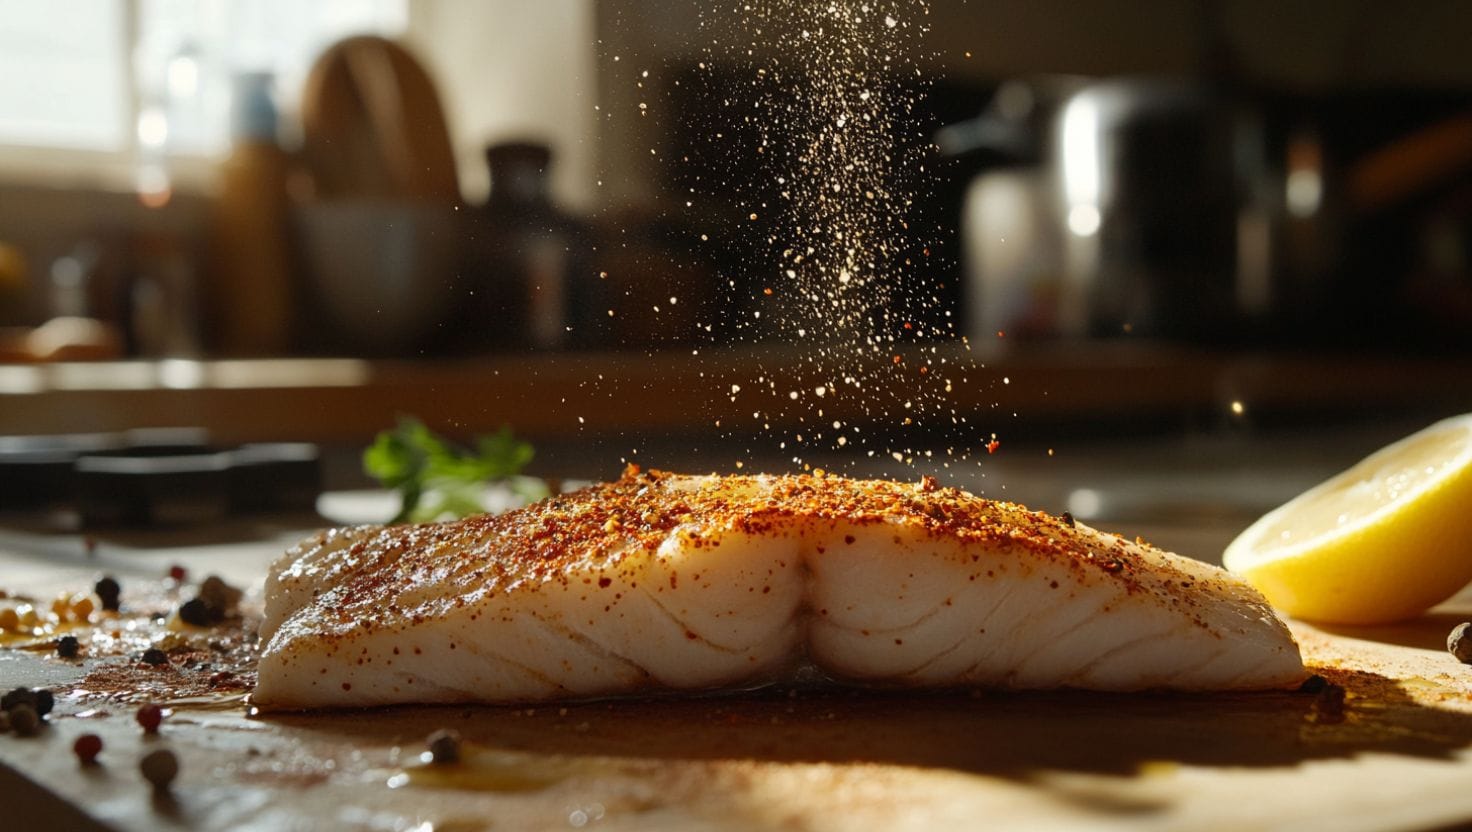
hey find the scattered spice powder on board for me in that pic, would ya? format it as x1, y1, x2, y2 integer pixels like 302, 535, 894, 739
1312, 684, 1347, 724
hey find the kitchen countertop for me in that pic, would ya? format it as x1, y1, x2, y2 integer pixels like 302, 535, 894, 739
2, 343, 1469, 445
3, 465, 1472, 831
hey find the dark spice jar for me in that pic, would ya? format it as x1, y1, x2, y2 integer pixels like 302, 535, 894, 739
451, 142, 600, 352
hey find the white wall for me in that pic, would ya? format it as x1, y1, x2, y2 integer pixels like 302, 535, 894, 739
406, 0, 598, 212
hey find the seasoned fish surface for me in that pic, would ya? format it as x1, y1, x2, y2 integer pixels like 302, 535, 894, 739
255, 468, 1304, 709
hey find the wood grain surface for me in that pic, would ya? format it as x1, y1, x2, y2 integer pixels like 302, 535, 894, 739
3, 522, 1472, 831
3, 345, 1471, 446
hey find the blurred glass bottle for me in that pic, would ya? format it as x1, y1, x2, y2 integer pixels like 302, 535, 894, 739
205, 72, 295, 355
125, 42, 203, 357
458, 142, 596, 351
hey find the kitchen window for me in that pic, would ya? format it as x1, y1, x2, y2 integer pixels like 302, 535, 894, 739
0, 0, 407, 190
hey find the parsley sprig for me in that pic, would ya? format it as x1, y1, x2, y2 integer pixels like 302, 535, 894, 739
363, 418, 547, 523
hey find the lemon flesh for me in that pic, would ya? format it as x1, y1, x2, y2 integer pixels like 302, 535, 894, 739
1223, 414, 1472, 624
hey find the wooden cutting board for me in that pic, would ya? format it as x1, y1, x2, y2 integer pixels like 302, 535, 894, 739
3, 528, 1472, 831
299, 35, 461, 202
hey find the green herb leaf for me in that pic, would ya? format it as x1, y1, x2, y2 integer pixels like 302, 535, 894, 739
362, 418, 540, 523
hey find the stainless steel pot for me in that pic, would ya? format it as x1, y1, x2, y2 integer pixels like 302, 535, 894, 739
950, 77, 1294, 346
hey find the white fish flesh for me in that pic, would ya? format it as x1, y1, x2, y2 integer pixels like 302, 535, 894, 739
253, 468, 1305, 709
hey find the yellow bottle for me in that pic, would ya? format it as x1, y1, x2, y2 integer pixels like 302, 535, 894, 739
206, 72, 294, 356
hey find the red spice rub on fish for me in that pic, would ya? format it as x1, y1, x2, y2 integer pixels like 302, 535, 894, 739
255, 467, 1304, 709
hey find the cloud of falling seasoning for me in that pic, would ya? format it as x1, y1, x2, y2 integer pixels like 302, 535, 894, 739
757, 3, 926, 339
691, 1, 977, 473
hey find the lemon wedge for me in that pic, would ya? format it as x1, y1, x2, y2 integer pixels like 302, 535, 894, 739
1223, 414, 1472, 624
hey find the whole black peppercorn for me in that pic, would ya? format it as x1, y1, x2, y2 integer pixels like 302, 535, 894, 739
199, 575, 240, 611
139, 748, 178, 790
141, 648, 169, 667
57, 635, 80, 659
1298, 674, 1329, 693
33, 689, 53, 717
426, 728, 462, 764
1448, 622, 1472, 664
1, 687, 36, 713
94, 576, 121, 612
1060, 511, 1076, 528
177, 599, 215, 627
9, 703, 39, 737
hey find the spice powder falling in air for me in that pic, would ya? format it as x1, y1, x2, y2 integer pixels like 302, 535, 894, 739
586, 2, 1011, 475
685, 1, 996, 473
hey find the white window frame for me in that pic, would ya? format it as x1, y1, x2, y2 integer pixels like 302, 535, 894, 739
0, 0, 407, 194
0, 0, 151, 191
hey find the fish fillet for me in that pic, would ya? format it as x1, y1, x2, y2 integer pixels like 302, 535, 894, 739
254, 467, 1304, 709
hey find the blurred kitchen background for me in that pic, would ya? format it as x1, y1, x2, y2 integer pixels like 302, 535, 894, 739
2, 0, 1472, 552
